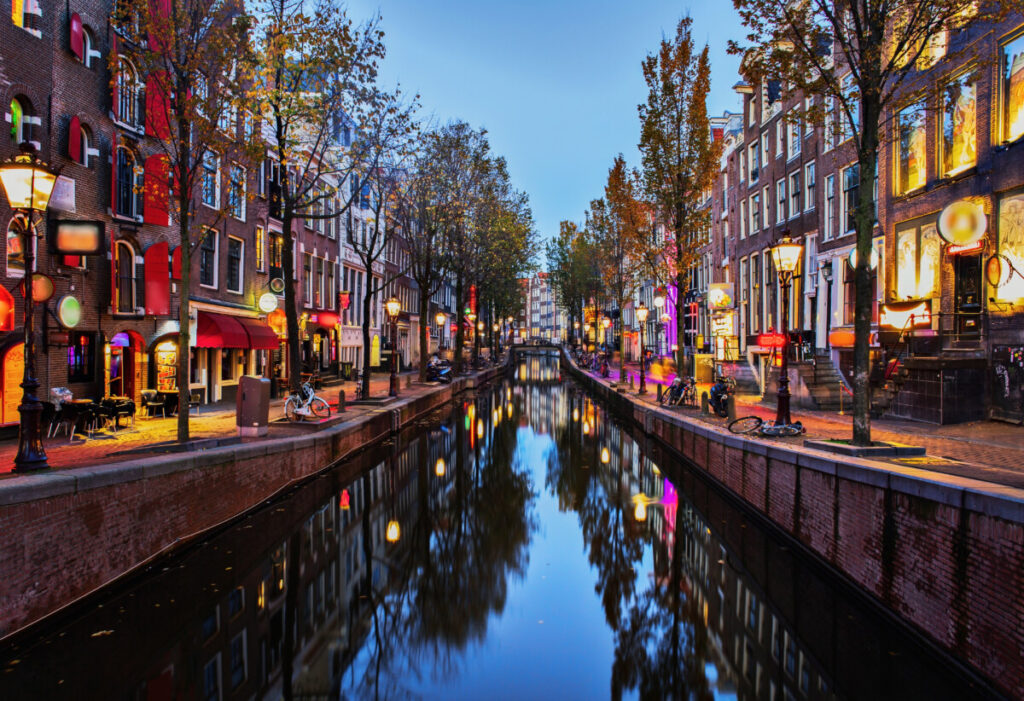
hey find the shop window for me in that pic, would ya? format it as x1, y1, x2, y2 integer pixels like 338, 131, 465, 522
896, 101, 926, 194
941, 71, 977, 177
221, 349, 234, 381
226, 236, 243, 293
154, 340, 177, 390
895, 222, 941, 300
6, 215, 36, 278
189, 347, 201, 385
115, 146, 144, 218
68, 333, 95, 382
116, 57, 143, 129
995, 191, 1024, 303
199, 229, 218, 288
114, 240, 140, 313
1002, 33, 1024, 144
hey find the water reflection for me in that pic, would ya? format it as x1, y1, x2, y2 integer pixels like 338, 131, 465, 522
0, 354, 994, 700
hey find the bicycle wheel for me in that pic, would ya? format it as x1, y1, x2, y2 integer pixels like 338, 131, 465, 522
761, 422, 804, 437
728, 416, 763, 434
310, 397, 331, 419
284, 398, 300, 422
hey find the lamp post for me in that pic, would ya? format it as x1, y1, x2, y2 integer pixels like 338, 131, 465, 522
636, 302, 649, 394
0, 144, 58, 473
435, 311, 446, 351
385, 296, 401, 396
601, 316, 611, 350
820, 260, 833, 353
770, 236, 803, 427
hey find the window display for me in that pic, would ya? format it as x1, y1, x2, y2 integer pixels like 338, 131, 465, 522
895, 222, 941, 300
897, 101, 927, 193
941, 73, 976, 176
1002, 34, 1024, 143
996, 191, 1024, 302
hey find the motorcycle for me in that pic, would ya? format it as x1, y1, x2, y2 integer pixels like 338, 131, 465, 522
426, 359, 453, 384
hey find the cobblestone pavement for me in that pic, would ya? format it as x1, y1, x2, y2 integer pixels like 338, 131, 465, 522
0, 371, 432, 478
590, 359, 1024, 490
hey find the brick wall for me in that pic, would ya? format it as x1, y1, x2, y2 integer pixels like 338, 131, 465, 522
567, 354, 1024, 698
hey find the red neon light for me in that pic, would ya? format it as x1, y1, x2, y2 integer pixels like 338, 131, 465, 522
339, 489, 350, 510
757, 332, 786, 349
947, 240, 984, 255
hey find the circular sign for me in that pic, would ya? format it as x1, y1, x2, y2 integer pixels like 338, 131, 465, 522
56, 295, 82, 328
269, 277, 285, 294
938, 200, 986, 246
986, 254, 1013, 287
848, 247, 879, 271
258, 292, 279, 313
20, 273, 55, 302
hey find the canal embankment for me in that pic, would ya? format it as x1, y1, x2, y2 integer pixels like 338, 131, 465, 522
562, 350, 1024, 700
0, 366, 505, 639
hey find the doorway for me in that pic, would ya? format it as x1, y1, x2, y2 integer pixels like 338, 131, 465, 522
954, 254, 983, 338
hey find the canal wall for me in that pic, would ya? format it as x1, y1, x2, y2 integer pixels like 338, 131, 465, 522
562, 353, 1024, 699
0, 367, 505, 639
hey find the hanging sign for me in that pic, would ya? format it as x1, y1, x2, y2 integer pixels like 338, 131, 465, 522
708, 283, 734, 310
258, 292, 278, 313
269, 277, 285, 293
880, 301, 931, 328
20, 273, 55, 303
56, 295, 82, 328
757, 332, 786, 349
338, 290, 351, 310
49, 220, 105, 255
938, 200, 986, 246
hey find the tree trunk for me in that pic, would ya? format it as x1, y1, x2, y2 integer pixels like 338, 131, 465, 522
282, 200, 302, 395
175, 188, 191, 443
360, 285, 373, 399
454, 275, 465, 374
618, 299, 627, 382
852, 99, 881, 447
418, 275, 430, 382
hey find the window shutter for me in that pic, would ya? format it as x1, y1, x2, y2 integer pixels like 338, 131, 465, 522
171, 245, 181, 280
69, 12, 84, 60
68, 116, 81, 161
135, 257, 146, 312
144, 241, 170, 315
143, 154, 170, 225
144, 73, 170, 139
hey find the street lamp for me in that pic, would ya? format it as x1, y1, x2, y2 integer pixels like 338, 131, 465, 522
384, 296, 401, 397
770, 236, 803, 427
635, 302, 649, 394
386, 519, 401, 543
0, 144, 59, 473
601, 316, 611, 349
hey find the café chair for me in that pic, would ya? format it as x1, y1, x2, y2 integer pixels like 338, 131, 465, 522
141, 390, 166, 419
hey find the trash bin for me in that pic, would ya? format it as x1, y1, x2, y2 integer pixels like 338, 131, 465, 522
237, 375, 271, 437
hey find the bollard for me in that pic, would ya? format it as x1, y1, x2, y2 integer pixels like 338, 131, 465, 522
656, 384, 663, 403
726, 394, 736, 422
839, 381, 844, 415
701, 391, 710, 415
406, 375, 412, 388
628, 374, 634, 389
338, 389, 347, 413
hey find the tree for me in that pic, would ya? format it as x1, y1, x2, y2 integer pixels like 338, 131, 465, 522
249, 0, 386, 395
546, 221, 595, 346
638, 17, 721, 376
729, 0, 1014, 444
113, 0, 261, 441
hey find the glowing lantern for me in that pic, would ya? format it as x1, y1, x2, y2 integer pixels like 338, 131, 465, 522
582, 420, 591, 435
435, 458, 446, 477
634, 501, 647, 522
600, 447, 610, 464
339, 489, 350, 510
572, 408, 580, 421
476, 419, 484, 439
385, 520, 400, 543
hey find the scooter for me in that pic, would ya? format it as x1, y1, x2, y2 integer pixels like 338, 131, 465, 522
427, 361, 453, 384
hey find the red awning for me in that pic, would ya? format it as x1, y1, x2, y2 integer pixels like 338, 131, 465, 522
196, 311, 249, 348
237, 317, 280, 350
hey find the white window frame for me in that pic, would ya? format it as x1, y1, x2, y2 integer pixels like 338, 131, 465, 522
804, 161, 816, 212
775, 120, 784, 159
226, 235, 244, 294
739, 199, 747, 239
199, 228, 219, 289
776, 178, 786, 224
202, 152, 220, 209
788, 116, 801, 159
789, 171, 800, 220
762, 185, 770, 228
228, 163, 246, 221
824, 174, 836, 241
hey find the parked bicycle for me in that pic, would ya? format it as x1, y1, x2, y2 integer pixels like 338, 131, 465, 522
659, 375, 697, 407
284, 381, 331, 421
727, 415, 805, 437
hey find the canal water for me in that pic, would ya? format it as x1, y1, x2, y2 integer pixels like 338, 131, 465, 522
0, 353, 996, 700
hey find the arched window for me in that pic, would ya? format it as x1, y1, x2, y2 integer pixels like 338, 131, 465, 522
6, 215, 36, 278
115, 146, 143, 218
114, 240, 138, 313
8, 97, 34, 144
116, 57, 143, 128
79, 123, 92, 166
82, 26, 97, 67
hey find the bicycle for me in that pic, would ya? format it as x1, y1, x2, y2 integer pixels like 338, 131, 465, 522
727, 415, 805, 437
284, 381, 331, 421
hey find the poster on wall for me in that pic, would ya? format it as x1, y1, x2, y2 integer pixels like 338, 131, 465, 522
942, 74, 977, 176
2, 344, 23, 426
1003, 35, 1024, 143
898, 102, 927, 193
997, 192, 1024, 302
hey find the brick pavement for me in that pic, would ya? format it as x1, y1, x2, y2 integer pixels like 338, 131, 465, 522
594, 359, 1024, 490
0, 371, 427, 479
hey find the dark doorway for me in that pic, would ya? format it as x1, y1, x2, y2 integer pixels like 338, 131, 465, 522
954, 254, 983, 338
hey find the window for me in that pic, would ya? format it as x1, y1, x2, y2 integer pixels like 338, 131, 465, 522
739, 150, 746, 183
840, 74, 858, 142
750, 193, 760, 233
303, 253, 312, 304
896, 101, 926, 194
841, 165, 859, 235
1001, 33, 1024, 143
255, 226, 266, 272
68, 332, 95, 382
895, 222, 941, 300
114, 146, 143, 218
227, 164, 245, 220
226, 236, 243, 293
739, 199, 746, 239
775, 120, 784, 159
202, 655, 221, 701
114, 240, 138, 313
776, 178, 786, 224
326, 260, 335, 303
823, 97, 835, 152
230, 632, 247, 690
804, 162, 816, 211
199, 229, 218, 288
763, 186, 770, 228
824, 174, 835, 241
996, 191, 1024, 302
751, 252, 761, 333
315, 257, 324, 307
12, 0, 41, 36
269, 232, 283, 279
202, 152, 219, 207
788, 115, 801, 158
8, 97, 34, 144
789, 172, 800, 217
228, 586, 244, 617
74, 122, 94, 166
740, 256, 749, 332
941, 72, 977, 177
747, 143, 759, 183
760, 132, 769, 170
116, 57, 143, 129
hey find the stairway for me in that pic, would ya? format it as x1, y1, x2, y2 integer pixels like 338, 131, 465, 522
869, 359, 910, 418
796, 355, 846, 411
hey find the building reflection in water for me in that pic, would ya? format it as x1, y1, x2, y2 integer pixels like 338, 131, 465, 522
0, 353, 992, 700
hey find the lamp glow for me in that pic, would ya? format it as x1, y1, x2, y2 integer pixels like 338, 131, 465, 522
636, 302, 649, 324
634, 501, 647, 522
385, 296, 401, 321
435, 311, 446, 327
653, 291, 665, 309
0, 147, 58, 212
600, 446, 610, 464
435, 457, 446, 477
770, 236, 803, 274
385, 519, 400, 543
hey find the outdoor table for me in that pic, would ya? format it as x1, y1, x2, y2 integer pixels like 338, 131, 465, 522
157, 390, 179, 415
63, 399, 97, 437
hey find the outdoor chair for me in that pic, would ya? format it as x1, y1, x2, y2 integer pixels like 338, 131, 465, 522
40, 401, 57, 438
141, 390, 166, 418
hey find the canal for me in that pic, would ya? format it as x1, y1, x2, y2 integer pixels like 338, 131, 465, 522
0, 353, 997, 700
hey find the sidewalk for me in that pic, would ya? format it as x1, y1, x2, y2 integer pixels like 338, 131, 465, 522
597, 358, 1024, 490
0, 371, 426, 479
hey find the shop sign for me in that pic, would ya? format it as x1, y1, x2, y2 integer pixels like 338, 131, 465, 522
338, 291, 350, 310
49, 220, 105, 255
49, 176, 76, 213
269, 277, 285, 293
947, 239, 984, 255
938, 199, 986, 246
258, 292, 278, 313
880, 301, 931, 328
708, 283, 734, 310
757, 332, 786, 349
710, 311, 735, 337
55, 295, 82, 328
21, 273, 54, 303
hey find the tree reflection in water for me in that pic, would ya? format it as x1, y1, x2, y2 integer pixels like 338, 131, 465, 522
344, 383, 538, 698
548, 389, 712, 700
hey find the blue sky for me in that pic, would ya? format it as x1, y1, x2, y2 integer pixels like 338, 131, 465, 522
347, 1, 744, 250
